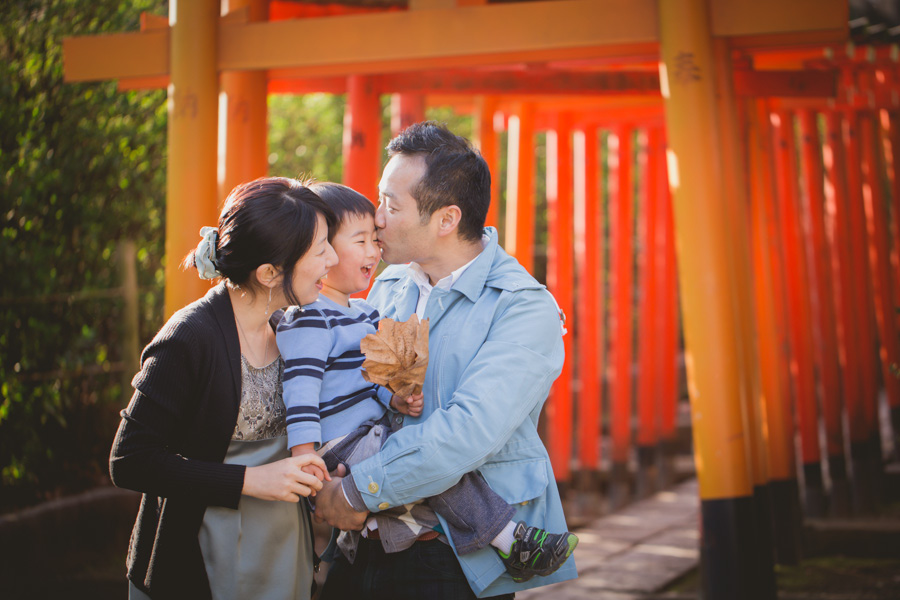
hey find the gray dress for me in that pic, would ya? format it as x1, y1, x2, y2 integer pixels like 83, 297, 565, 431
130, 355, 314, 599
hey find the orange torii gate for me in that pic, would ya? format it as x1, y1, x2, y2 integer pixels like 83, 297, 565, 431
63, 2, 851, 599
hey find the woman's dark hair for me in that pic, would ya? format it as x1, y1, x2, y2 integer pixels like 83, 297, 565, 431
307, 181, 375, 241
386, 120, 490, 242
182, 177, 336, 305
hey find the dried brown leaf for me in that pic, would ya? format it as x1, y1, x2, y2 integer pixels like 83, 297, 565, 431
361, 314, 429, 395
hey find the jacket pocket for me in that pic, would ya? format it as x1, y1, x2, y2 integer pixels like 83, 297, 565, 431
477, 457, 549, 505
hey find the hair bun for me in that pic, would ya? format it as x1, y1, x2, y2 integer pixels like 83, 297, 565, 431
195, 226, 222, 280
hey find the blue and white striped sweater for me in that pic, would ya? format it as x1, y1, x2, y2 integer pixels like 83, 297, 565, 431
276, 296, 393, 450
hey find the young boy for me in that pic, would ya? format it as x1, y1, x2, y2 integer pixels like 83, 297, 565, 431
276, 182, 577, 583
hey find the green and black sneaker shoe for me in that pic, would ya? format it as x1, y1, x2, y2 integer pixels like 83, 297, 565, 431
497, 522, 579, 583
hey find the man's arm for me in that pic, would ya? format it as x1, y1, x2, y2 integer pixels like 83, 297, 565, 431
344, 288, 564, 512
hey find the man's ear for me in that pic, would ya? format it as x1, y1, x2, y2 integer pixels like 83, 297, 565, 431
436, 205, 462, 238
255, 263, 280, 288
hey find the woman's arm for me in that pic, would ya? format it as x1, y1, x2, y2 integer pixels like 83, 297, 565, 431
110, 319, 326, 507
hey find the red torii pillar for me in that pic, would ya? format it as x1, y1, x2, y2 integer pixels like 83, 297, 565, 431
636, 126, 663, 497
343, 75, 382, 202
715, 41, 775, 597
574, 124, 603, 486
390, 93, 426, 137
474, 96, 501, 230
882, 109, 900, 449
771, 108, 826, 516
505, 103, 537, 274
748, 100, 803, 565
844, 109, 883, 514
610, 124, 636, 506
658, 135, 679, 479
220, 0, 269, 204
546, 112, 575, 483
659, 1, 769, 596
861, 111, 900, 444
798, 109, 850, 516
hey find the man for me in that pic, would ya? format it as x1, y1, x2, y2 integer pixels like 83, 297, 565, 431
314, 121, 577, 599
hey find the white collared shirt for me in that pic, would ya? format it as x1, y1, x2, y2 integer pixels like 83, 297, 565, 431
409, 236, 488, 318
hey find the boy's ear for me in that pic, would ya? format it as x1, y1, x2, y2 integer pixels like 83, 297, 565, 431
436, 205, 462, 238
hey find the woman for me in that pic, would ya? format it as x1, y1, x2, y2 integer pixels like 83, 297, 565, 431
110, 177, 339, 599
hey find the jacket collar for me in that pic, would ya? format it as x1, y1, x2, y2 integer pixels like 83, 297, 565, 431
449, 227, 499, 303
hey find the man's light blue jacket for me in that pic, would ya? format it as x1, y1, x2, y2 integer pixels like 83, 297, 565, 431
348, 227, 577, 597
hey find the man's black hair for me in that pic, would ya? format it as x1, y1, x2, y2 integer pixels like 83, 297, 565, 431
386, 121, 490, 242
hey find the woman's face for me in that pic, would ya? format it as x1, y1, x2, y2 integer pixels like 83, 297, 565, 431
290, 212, 338, 305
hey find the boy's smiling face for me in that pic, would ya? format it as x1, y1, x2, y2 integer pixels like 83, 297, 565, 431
321, 213, 380, 304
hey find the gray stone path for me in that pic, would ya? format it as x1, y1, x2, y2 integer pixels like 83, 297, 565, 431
518, 479, 700, 600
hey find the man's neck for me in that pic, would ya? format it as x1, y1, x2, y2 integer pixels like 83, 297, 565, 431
418, 238, 484, 285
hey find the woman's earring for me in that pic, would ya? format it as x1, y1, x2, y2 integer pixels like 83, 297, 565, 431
265, 287, 272, 317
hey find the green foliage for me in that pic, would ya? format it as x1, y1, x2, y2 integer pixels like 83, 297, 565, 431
268, 93, 346, 183
0, 0, 168, 510
267, 93, 475, 192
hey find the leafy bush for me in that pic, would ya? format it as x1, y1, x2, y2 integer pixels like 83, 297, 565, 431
0, 0, 168, 511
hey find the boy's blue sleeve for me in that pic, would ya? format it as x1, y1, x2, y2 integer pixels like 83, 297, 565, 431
375, 384, 394, 410
276, 307, 332, 449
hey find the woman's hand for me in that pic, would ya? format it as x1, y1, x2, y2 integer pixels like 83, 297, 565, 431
390, 392, 424, 417
242, 454, 330, 502
291, 443, 328, 482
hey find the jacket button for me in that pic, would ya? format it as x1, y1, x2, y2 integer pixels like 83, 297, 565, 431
378, 502, 390, 510
395, 415, 403, 424
368, 482, 380, 493
520, 500, 529, 506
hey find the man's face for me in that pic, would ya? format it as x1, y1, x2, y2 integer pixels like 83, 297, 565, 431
374, 154, 436, 265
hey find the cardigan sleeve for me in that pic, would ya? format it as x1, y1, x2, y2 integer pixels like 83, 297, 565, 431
109, 317, 245, 509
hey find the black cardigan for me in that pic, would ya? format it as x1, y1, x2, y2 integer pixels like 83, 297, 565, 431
110, 284, 265, 598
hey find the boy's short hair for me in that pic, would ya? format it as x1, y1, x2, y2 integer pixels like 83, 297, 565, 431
306, 181, 375, 241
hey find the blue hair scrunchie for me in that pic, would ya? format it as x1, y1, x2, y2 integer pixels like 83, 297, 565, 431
195, 226, 222, 280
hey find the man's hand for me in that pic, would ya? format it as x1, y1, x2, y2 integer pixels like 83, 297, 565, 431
391, 392, 424, 417
313, 473, 370, 531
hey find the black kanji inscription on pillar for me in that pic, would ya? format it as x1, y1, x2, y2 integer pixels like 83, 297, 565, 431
673, 52, 702, 85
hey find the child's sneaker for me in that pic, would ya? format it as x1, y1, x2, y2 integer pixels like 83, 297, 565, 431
497, 522, 578, 583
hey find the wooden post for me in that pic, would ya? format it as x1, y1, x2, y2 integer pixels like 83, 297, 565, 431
861, 109, 897, 492
390, 93, 426, 136
505, 102, 536, 273
886, 109, 900, 454
220, 0, 269, 205
473, 96, 500, 229
610, 124, 635, 507
771, 109, 825, 517
165, 0, 220, 317
343, 75, 382, 202
748, 100, 803, 564
844, 110, 883, 514
546, 112, 575, 483
658, 1, 760, 596
574, 125, 603, 484
117, 240, 140, 399
659, 135, 679, 477
799, 109, 850, 516
636, 127, 660, 497
714, 39, 775, 599
861, 112, 900, 421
